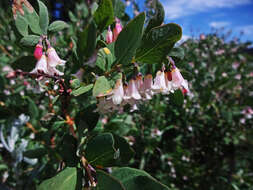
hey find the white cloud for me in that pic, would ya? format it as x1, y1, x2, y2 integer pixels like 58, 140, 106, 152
163, 0, 251, 19
209, 21, 230, 28
236, 25, 253, 35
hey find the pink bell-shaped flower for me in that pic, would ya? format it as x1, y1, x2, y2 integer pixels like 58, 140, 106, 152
30, 54, 48, 74
171, 67, 189, 92
106, 26, 113, 44
113, 18, 123, 42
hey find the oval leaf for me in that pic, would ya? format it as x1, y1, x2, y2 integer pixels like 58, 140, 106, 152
85, 133, 117, 167
48, 21, 69, 32
15, 13, 28, 36
92, 76, 111, 97
38, 0, 49, 34
20, 35, 40, 46
136, 23, 182, 64
94, 0, 114, 32
115, 12, 145, 65
95, 170, 126, 190
38, 167, 77, 190
71, 84, 93, 97
111, 167, 169, 190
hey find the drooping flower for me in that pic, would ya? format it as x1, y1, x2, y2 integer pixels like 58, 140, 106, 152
46, 41, 66, 67
33, 39, 43, 60
171, 67, 189, 92
152, 71, 167, 93
124, 79, 142, 100
113, 18, 123, 42
106, 26, 113, 44
47, 64, 64, 76
140, 74, 153, 99
30, 54, 48, 74
108, 78, 124, 105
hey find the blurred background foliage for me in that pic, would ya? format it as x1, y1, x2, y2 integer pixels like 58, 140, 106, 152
0, 0, 253, 190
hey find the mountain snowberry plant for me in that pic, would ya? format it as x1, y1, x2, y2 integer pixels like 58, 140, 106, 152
3, 0, 187, 189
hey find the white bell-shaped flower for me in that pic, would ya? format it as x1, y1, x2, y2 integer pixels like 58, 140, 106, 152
30, 54, 48, 74
47, 47, 66, 67
108, 79, 124, 105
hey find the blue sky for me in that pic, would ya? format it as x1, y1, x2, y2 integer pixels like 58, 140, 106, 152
125, 0, 253, 43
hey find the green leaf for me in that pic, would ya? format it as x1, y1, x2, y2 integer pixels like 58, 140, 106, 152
68, 11, 78, 22
70, 79, 81, 89
96, 48, 114, 71
92, 76, 112, 97
111, 167, 169, 190
77, 21, 97, 60
58, 135, 78, 167
111, 0, 125, 18
20, 35, 40, 46
11, 56, 35, 72
76, 104, 100, 132
94, 0, 114, 32
38, 0, 49, 34
115, 12, 145, 65
15, 13, 28, 36
145, 0, 165, 33
26, 96, 39, 119
113, 134, 135, 165
48, 21, 69, 32
95, 170, 126, 190
136, 23, 182, 64
23, 5, 42, 35
170, 89, 184, 106
85, 133, 117, 167
37, 167, 77, 190
168, 47, 185, 62
71, 84, 93, 97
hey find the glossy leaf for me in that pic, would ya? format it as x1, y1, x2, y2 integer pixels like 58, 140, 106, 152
94, 0, 114, 32
92, 76, 111, 97
95, 170, 125, 190
111, 167, 169, 190
37, 167, 77, 190
111, 0, 125, 18
20, 35, 40, 46
145, 0, 165, 33
38, 0, 49, 34
48, 21, 69, 32
136, 23, 182, 64
71, 84, 93, 97
85, 133, 117, 167
115, 12, 145, 65
168, 47, 185, 62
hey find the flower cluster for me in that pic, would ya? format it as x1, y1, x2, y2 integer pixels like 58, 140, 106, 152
30, 37, 66, 77
106, 18, 123, 44
96, 64, 189, 113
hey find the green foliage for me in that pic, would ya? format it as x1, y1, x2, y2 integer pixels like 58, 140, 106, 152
20, 35, 40, 46
38, 167, 77, 190
115, 12, 145, 65
93, 76, 112, 97
38, 0, 49, 34
94, 0, 114, 32
48, 21, 69, 32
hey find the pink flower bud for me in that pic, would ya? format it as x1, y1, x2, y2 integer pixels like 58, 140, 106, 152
113, 19, 123, 42
33, 44, 43, 60
106, 27, 113, 44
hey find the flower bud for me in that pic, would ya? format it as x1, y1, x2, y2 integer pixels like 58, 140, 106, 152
113, 18, 123, 42
106, 27, 113, 44
34, 44, 43, 60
